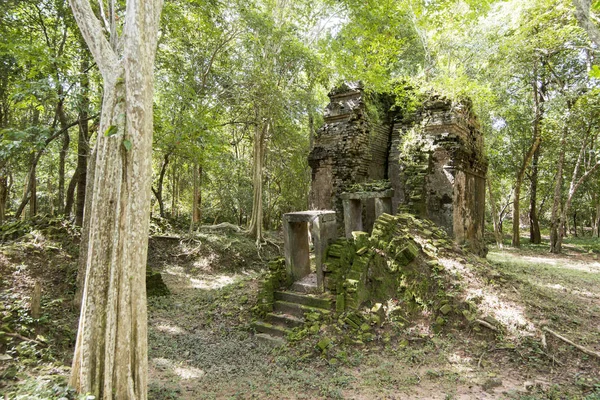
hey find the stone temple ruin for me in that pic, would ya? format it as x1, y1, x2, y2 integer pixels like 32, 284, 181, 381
252, 84, 488, 342
308, 82, 487, 255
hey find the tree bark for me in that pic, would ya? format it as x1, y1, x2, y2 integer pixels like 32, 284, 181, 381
58, 100, 70, 213
512, 137, 541, 248
66, 50, 92, 226
529, 146, 542, 244
29, 154, 37, 218
151, 152, 169, 218
550, 125, 567, 253
512, 64, 544, 248
247, 121, 269, 244
68, 0, 163, 398
0, 170, 7, 224
573, 0, 600, 47
192, 164, 202, 224
487, 178, 503, 248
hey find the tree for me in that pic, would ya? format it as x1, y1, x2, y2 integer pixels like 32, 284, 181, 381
68, 0, 163, 398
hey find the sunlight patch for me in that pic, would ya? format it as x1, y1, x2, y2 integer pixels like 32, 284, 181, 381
152, 358, 206, 380
190, 274, 236, 290
466, 288, 534, 334
174, 366, 205, 380
155, 323, 186, 335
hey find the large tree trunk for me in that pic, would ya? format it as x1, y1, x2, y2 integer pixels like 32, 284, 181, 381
68, 0, 163, 398
247, 121, 268, 244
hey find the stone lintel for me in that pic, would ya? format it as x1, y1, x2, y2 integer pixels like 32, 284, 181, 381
324, 114, 352, 124
284, 210, 336, 223
340, 189, 394, 200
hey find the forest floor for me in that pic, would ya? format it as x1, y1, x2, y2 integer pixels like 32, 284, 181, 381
0, 218, 599, 399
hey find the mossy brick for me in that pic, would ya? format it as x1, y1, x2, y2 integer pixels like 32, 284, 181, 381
356, 247, 368, 255
327, 244, 345, 258
439, 304, 452, 315
395, 249, 410, 266
316, 337, 332, 351
336, 293, 346, 313
345, 296, 359, 309
344, 312, 363, 329
402, 242, 419, 262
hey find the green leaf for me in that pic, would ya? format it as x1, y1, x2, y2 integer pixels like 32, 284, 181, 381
122, 139, 132, 152
590, 65, 600, 79
104, 126, 118, 137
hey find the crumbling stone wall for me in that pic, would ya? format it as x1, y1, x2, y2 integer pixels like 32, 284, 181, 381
308, 82, 392, 218
309, 85, 488, 255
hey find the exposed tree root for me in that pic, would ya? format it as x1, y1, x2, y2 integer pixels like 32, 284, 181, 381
475, 319, 499, 332
543, 327, 600, 360
5, 332, 46, 346
200, 222, 242, 232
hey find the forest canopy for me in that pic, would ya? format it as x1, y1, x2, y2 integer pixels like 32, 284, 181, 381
0, 0, 599, 248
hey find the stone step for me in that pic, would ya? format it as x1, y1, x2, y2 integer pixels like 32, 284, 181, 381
273, 300, 331, 319
255, 333, 286, 347
265, 312, 304, 329
274, 291, 332, 310
251, 321, 290, 338
290, 273, 320, 294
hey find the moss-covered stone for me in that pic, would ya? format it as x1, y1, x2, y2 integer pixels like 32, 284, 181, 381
146, 269, 170, 297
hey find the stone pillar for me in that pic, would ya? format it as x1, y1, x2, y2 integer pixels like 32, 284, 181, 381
311, 212, 337, 291
374, 197, 392, 217
343, 199, 363, 238
283, 220, 310, 282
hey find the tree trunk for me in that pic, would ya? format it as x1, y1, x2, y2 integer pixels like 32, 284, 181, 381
573, 0, 600, 47
68, 0, 163, 398
30, 155, 37, 218
487, 178, 503, 248
58, 131, 70, 212
512, 65, 544, 248
57, 88, 70, 213
170, 159, 178, 218
529, 146, 542, 244
151, 152, 169, 218
64, 167, 79, 217
0, 170, 7, 224
67, 51, 91, 226
247, 121, 268, 244
550, 126, 567, 253
192, 164, 202, 224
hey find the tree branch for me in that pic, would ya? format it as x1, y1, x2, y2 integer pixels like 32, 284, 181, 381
68, 0, 118, 79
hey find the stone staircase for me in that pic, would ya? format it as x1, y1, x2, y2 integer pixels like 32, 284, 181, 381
252, 277, 333, 345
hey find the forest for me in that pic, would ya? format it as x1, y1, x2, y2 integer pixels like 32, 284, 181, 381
0, 0, 600, 399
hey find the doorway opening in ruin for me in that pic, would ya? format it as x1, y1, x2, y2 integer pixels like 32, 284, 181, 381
282, 211, 337, 293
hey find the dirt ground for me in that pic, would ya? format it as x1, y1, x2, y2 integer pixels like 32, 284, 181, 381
1, 222, 599, 399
